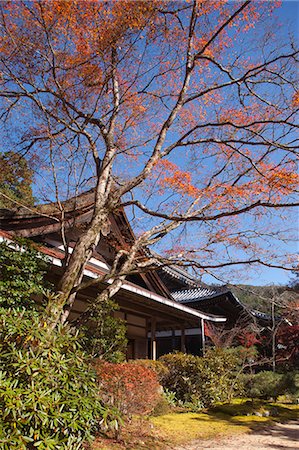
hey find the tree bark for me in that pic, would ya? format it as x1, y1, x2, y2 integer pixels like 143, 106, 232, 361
45, 207, 110, 326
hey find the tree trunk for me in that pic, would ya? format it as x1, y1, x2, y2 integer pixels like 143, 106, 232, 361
272, 301, 276, 373
45, 208, 110, 327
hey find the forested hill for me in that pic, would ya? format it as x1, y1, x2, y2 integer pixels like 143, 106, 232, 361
229, 285, 296, 314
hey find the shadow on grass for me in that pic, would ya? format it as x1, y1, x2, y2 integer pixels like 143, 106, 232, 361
94, 402, 299, 449
190, 400, 299, 433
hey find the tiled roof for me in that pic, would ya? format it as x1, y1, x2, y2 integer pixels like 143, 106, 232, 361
251, 309, 272, 321
172, 286, 273, 324
161, 265, 199, 287
145, 249, 200, 287
172, 286, 227, 303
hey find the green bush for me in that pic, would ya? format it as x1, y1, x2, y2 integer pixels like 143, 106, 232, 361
159, 352, 201, 403
159, 348, 240, 407
242, 370, 299, 401
150, 388, 176, 416
282, 371, 299, 402
151, 396, 171, 417
242, 371, 283, 400
80, 298, 127, 363
0, 307, 104, 449
0, 239, 51, 310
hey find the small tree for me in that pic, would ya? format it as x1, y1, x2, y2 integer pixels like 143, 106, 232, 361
0, 151, 35, 208
78, 298, 127, 363
0, 239, 51, 310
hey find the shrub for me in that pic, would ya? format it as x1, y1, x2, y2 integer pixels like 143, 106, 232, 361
242, 370, 299, 401
159, 352, 202, 402
0, 307, 103, 449
159, 348, 241, 407
95, 361, 162, 418
151, 387, 178, 416
242, 371, 284, 401
151, 396, 171, 416
282, 371, 299, 402
129, 359, 169, 383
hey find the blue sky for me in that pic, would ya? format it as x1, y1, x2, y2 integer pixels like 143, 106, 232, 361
205, 0, 298, 287
246, 0, 298, 286
145, 0, 299, 287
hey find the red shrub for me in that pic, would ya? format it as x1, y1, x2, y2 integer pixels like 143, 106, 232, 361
95, 361, 162, 416
277, 324, 299, 363
238, 330, 261, 348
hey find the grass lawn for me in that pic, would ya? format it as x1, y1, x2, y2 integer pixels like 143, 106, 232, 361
93, 400, 299, 450
151, 400, 299, 445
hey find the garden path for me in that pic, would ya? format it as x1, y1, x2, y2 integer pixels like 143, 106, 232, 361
174, 420, 299, 450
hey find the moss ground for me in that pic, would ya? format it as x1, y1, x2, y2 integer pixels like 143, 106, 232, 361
152, 400, 299, 445
93, 400, 299, 449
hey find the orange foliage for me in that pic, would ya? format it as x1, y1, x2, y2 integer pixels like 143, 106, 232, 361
260, 164, 299, 194
156, 160, 200, 198
0, 0, 296, 276
292, 91, 299, 107
95, 361, 161, 416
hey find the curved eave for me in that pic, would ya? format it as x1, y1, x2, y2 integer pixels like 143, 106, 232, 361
120, 281, 226, 323
173, 290, 230, 303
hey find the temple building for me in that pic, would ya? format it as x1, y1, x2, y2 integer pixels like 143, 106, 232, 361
0, 190, 269, 359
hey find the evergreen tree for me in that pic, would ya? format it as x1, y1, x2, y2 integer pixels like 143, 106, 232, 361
0, 151, 34, 208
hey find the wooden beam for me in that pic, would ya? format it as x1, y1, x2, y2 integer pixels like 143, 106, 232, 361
116, 298, 198, 326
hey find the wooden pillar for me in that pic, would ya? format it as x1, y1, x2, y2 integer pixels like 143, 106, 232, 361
150, 318, 157, 361
201, 319, 205, 356
171, 328, 176, 351
181, 325, 186, 353
145, 319, 149, 359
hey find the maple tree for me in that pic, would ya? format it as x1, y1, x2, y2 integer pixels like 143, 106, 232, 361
0, 1, 298, 326
268, 292, 299, 369
204, 320, 261, 349
241, 286, 299, 370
